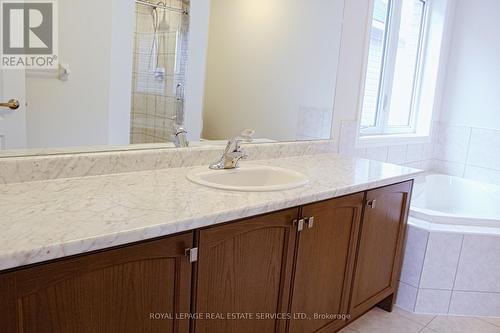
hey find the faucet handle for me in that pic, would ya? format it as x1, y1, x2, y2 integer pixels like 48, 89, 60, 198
210, 130, 255, 170
226, 129, 255, 153
239, 129, 255, 142
234, 129, 255, 149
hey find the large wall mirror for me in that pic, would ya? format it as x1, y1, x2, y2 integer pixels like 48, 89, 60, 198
0, 0, 345, 156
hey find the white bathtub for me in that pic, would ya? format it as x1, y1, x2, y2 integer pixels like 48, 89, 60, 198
411, 174, 500, 228
397, 174, 500, 317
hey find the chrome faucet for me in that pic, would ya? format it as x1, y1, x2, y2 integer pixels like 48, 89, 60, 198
209, 130, 255, 170
173, 125, 189, 148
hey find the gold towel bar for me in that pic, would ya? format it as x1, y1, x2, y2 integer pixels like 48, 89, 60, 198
0, 99, 20, 110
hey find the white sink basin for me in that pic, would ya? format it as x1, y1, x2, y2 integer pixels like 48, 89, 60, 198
187, 165, 309, 192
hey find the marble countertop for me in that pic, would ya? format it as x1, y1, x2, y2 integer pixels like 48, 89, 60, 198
0, 153, 423, 271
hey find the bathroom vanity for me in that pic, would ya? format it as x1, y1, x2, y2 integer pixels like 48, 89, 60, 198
0, 150, 417, 333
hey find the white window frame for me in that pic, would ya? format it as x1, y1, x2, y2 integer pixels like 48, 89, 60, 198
360, 0, 429, 137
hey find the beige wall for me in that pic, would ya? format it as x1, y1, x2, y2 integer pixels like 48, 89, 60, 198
201, 0, 345, 141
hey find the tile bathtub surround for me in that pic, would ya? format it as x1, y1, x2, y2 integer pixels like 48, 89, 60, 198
415, 289, 453, 315
419, 232, 464, 290
395, 282, 419, 311
399, 223, 429, 287
0, 153, 422, 271
338, 120, 436, 171
396, 221, 500, 317
434, 123, 471, 164
0, 140, 336, 184
433, 123, 500, 185
338, 120, 500, 186
449, 292, 500, 317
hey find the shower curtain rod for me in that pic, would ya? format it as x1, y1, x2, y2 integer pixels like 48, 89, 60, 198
135, 0, 188, 14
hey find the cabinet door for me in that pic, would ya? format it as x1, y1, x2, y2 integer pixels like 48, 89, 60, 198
193, 208, 299, 333
350, 181, 413, 318
0, 233, 193, 333
288, 193, 364, 333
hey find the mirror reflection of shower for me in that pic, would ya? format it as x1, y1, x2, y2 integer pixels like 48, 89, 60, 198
130, 0, 190, 146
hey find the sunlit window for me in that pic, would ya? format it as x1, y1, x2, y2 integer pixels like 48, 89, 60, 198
360, 0, 427, 135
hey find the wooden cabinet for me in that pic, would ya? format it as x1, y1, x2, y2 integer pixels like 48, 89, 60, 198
288, 193, 364, 333
0, 181, 413, 333
193, 208, 299, 333
349, 181, 413, 319
0, 233, 193, 333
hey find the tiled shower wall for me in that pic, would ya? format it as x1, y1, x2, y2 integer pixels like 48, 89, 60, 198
130, 0, 189, 144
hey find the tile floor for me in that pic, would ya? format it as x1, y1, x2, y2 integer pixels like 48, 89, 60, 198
340, 307, 500, 333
